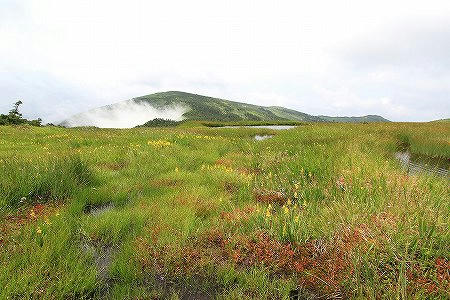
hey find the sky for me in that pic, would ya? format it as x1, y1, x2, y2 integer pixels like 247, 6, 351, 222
1, 0, 449, 123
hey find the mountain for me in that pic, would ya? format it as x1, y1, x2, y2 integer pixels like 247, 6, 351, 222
131, 91, 322, 122
430, 118, 450, 122
61, 91, 389, 127
318, 115, 390, 123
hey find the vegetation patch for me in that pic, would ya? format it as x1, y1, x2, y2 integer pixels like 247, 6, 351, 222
0, 122, 448, 299
0, 155, 95, 209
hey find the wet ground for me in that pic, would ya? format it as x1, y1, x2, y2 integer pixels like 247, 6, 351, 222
395, 151, 449, 178
254, 135, 274, 141
82, 202, 116, 281
222, 125, 296, 130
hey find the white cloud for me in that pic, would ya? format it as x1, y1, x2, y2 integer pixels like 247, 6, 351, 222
1, 0, 450, 122
63, 101, 188, 128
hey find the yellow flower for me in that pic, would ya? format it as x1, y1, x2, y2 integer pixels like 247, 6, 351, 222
283, 205, 289, 215
287, 198, 292, 206
175, 167, 179, 172
294, 215, 300, 223
266, 205, 272, 218
147, 140, 171, 147
36, 227, 42, 234
30, 210, 36, 219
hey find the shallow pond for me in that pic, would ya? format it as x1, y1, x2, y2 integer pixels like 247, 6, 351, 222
254, 135, 274, 141
83, 202, 114, 216
395, 151, 449, 178
220, 125, 295, 140
222, 125, 296, 130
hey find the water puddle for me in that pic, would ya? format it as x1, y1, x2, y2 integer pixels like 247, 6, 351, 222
254, 135, 273, 141
395, 151, 449, 178
81, 236, 117, 281
222, 125, 296, 130
81, 202, 116, 281
220, 125, 294, 141
83, 203, 114, 216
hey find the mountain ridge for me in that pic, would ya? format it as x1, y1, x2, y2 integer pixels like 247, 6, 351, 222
61, 91, 389, 127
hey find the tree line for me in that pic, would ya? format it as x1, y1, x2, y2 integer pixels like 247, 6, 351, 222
0, 101, 42, 126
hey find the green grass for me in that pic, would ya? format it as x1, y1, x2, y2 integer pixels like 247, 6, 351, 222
0, 122, 449, 299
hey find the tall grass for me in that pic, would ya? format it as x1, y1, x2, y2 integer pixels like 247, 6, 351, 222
0, 155, 95, 209
0, 122, 448, 299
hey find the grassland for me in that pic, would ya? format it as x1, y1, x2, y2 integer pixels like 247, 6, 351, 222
0, 122, 449, 299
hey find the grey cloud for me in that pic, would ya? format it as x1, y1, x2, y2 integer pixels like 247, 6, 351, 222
339, 18, 450, 70
0, 68, 94, 123
1, 3, 449, 124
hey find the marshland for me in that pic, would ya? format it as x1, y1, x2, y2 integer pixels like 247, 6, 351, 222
0, 122, 448, 299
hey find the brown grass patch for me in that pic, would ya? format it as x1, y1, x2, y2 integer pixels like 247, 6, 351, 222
135, 229, 229, 278
237, 167, 261, 176
135, 221, 446, 298
150, 178, 183, 188
172, 194, 218, 218
215, 159, 233, 167
0, 202, 62, 247
136, 228, 359, 296
97, 161, 127, 171
253, 189, 288, 205
406, 258, 450, 295
223, 182, 238, 194
220, 205, 256, 223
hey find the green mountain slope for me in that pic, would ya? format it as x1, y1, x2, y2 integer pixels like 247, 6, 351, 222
133, 91, 322, 122
318, 115, 390, 123
61, 91, 389, 127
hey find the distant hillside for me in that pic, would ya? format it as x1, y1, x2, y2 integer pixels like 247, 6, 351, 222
61, 91, 389, 127
132, 91, 322, 122
430, 118, 450, 123
318, 115, 390, 123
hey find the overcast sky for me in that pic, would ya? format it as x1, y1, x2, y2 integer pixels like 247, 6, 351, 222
1, 0, 450, 122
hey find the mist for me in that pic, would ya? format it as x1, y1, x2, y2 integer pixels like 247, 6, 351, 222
62, 101, 189, 128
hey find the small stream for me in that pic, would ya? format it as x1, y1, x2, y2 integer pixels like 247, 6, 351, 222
395, 151, 449, 178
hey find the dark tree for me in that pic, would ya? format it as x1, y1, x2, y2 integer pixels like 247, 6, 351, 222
9, 101, 23, 117
0, 101, 42, 126
7, 101, 25, 125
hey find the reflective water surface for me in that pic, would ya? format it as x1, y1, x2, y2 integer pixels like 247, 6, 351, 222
222, 125, 296, 130
254, 135, 274, 141
395, 151, 449, 178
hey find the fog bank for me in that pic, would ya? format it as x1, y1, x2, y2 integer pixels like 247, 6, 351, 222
62, 101, 188, 128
